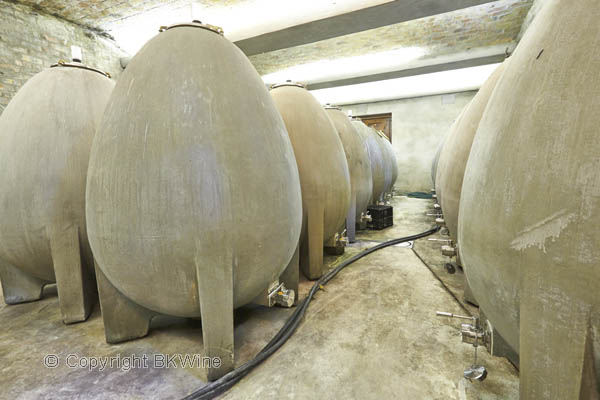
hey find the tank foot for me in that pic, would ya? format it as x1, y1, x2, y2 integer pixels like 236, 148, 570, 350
0, 259, 50, 304
345, 196, 357, 244
48, 224, 95, 324
324, 245, 345, 256
356, 220, 368, 231
300, 203, 324, 280
279, 243, 299, 305
95, 262, 155, 343
195, 248, 234, 381
520, 278, 599, 399
479, 309, 519, 369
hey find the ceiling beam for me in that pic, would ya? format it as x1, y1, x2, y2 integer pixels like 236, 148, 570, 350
235, 0, 498, 56
306, 53, 507, 91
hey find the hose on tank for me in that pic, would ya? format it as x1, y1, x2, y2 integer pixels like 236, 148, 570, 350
182, 225, 441, 400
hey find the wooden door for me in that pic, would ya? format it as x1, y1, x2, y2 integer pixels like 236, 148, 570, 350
358, 113, 392, 142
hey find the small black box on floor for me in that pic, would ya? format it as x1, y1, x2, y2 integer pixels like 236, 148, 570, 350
367, 205, 393, 230
369, 216, 393, 230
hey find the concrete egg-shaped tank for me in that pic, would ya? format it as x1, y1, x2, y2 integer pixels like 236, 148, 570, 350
378, 132, 398, 194
373, 128, 394, 197
86, 22, 302, 380
435, 62, 505, 241
431, 102, 470, 199
352, 120, 385, 203
458, 0, 600, 397
430, 134, 446, 188
325, 106, 372, 242
270, 84, 351, 279
0, 62, 114, 324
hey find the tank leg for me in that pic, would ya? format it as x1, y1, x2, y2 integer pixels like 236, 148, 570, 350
0, 259, 49, 304
195, 250, 235, 381
94, 262, 154, 343
48, 224, 95, 324
520, 279, 599, 399
279, 243, 300, 305
301, 203, 325, 280
346, 195, 357, 244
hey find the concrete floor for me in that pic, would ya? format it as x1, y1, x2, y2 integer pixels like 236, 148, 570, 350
0, 196, 519, 399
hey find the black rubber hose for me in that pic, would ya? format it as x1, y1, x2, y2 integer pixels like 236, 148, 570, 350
182, 225, 440, 400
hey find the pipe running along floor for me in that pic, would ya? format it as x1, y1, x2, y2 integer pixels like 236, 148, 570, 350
0, 196, 518, 399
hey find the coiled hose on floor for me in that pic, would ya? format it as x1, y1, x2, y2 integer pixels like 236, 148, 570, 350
182, 225, 440, 400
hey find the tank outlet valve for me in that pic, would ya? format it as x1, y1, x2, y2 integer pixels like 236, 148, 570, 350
332, 231, 348, 247
339, 229, 348, 246
433, 203, 441, 210
271, 283, 295, 308
432, 194, 437, 200
361, 212, 372, 223
436, 311, 489, 382
441, 245, 457, 257
435, 217, 446, 227
428, 238, 452, 243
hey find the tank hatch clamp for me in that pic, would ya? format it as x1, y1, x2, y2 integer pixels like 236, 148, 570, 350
159, 21, 224, 36
270, 80, 306, 90
51, 60, 111, 79
436, 311, 491, 381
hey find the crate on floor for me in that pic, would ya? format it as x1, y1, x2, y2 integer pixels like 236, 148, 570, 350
367, 205, 393, 230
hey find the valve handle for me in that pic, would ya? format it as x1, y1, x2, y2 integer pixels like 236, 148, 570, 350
436, 311, 473, 320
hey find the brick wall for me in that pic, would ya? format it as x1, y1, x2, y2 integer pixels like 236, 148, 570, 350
250, 0, 532, 76
0, 1, 127, 114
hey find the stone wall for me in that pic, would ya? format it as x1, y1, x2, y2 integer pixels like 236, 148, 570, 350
0, 1, 127, 114
516, 0, 547, 41
341, 91, 476, 193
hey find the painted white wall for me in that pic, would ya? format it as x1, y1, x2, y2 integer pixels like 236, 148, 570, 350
341, 91, 476, 193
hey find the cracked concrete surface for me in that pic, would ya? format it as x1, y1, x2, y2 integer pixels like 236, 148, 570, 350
0, 196, 518, 399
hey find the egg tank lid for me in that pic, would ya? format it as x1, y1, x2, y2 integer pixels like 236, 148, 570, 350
270, 80, 306, 90
159, 20, 224, 36
50, 60, 111, 79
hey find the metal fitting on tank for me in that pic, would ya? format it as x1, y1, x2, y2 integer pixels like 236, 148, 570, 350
436, 312, 491, 381
332, 230, 348, 247
441, 245, 457, 257
253, 281, 295, 308
433, 203, 441, 210
435, 217, 446, 227
360, 211, 372, 223
271, 283, 295, 308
